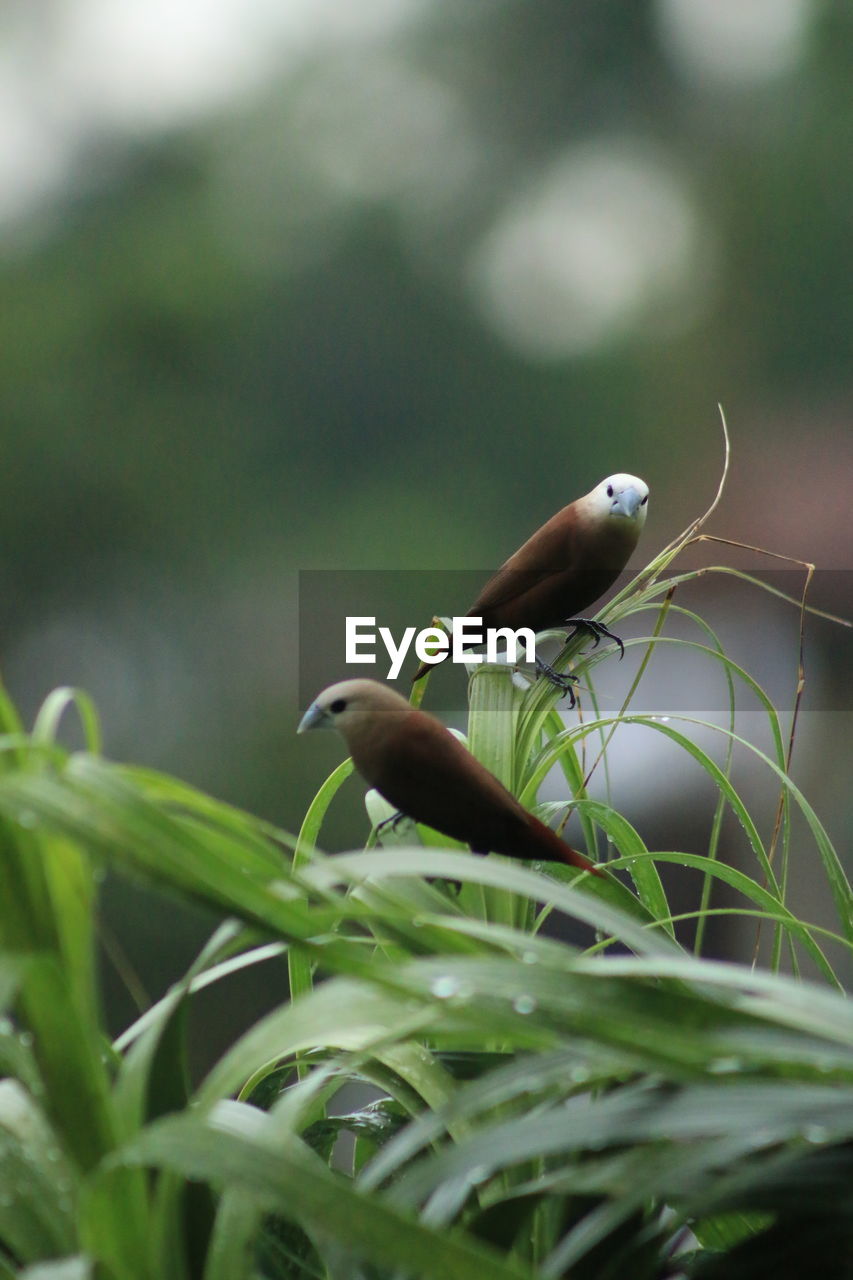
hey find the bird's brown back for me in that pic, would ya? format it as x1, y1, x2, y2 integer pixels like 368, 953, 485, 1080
350, 708, 516, 842
349, 706, 592, 868
469, 502, 636, 632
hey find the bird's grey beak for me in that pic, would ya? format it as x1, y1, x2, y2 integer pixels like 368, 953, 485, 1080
611, 486, 643, 519
297, 701, 329, 734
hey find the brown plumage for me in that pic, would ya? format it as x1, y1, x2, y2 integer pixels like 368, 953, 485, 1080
412, 473, 649, 682
298, 678, 599, 875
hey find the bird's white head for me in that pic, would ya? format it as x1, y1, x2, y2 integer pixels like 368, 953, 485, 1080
587, 474, 649, 527
298, 678, 410, 738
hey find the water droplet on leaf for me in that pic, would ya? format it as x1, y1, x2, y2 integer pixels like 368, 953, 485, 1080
430, 976, 463, 999
512, 994, 537, 1015
708, 1056, 742, 1075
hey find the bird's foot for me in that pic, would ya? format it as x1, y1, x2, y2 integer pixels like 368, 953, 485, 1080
563, 617, 625, 659
375, 810, 409, 841
535, 656, 579, 706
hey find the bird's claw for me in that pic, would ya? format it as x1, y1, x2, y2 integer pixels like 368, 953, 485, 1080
375, 810, 408, 840
564, 617, 625, 660
535, 657, 579, 706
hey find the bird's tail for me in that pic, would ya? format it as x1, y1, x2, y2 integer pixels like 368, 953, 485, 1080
412, 655, 446, 682
411, 618, 451, 683
523, 812, 602, 876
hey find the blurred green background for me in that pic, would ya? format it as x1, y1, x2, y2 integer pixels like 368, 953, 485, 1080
1, 0, 850, 1029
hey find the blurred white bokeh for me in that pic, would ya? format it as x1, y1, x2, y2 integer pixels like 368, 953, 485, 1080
468, 141, 714, 359
656, 0, 813, 86
0, 0, 428, 229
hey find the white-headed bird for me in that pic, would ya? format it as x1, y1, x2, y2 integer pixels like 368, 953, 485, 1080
412, 473, 649, 687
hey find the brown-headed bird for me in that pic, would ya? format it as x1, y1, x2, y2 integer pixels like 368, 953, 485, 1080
298, 678, 599, 874
412, 473, 649, 687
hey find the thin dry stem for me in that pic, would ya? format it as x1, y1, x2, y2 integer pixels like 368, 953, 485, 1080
644, 405, 732, 575
687, 534, 850, 628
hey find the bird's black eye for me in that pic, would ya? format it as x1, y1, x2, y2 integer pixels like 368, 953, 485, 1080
641, 494, 648, 505
330, 698, 347, 714
606, 484, 614, 497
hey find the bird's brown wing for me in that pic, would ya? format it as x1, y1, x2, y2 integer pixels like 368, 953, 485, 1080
362, 711, 596, 871
350, 706, 596, 875
412, 508, 585, 680
471, 499, 639, 633
468, 506, 576, 620
362, 710, 529, 852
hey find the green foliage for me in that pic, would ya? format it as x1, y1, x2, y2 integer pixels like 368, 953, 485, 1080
0, 514, 850, 1278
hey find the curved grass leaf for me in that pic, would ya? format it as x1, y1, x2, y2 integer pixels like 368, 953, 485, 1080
116, 1104, 538, 1280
